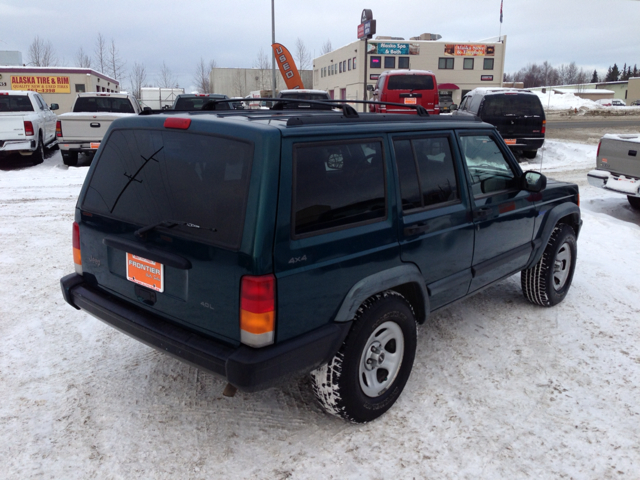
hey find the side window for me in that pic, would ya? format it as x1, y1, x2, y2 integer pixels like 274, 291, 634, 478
459, 135, 516, 197
394, 136, 459, 211
293, 140, 386, 236
459, 96, 469, 111
467, 94, 483, 114
34, 94, 46, 110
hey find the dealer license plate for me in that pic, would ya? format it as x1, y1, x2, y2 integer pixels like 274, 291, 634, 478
90, 142, 100, 149
404, 97, 417, 105
126, 253, 164, 292
504, 139, 517, 145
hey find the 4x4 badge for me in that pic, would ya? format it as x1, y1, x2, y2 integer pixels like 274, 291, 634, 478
288, 255, 308, 264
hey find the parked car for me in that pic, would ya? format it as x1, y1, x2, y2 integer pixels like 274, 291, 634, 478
56, 92, 143, 166
275, 89, 333, 110
631, 100, 640, 106
587, 133, 640, 209
454, 88, 545, 159
368, 70, 440, 115
61, 105, 581, 423
0, 90, 58, 164
172, 93, 230, 110
596, 98, 626, 107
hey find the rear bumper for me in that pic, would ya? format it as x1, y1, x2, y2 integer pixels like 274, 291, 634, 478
504, 137, 545, 151
587, 169, 640, 197
0, 139, 34, 153
60, 273, 351, 392
59, 142, 99, 154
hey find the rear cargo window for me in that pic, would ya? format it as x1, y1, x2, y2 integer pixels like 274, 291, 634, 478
73, 97, 135, 113
481, 94, 544, 117
174, 96, 227, 110
0, 95, 34, 112
293, 140, 386, 236
81, 129, 253, 250
386, 75, 434, 91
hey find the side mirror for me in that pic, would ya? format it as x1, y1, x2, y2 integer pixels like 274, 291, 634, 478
522, 170, 547, 193
50, 103, 59, 111
367, 84, 374, 92
144, 106, 152, 112
450, 104, 458, 111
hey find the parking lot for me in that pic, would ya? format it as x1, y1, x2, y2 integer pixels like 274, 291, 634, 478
0, 141, 638, 479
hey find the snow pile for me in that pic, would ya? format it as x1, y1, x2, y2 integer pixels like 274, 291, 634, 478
534, 90, 600, 111
518, 139, 596, 173
1, 148, 639, 479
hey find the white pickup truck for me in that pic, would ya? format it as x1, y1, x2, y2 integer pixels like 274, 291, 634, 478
0, 90, 58, 165
56, 92, 143, 166
587, 134, 640, 210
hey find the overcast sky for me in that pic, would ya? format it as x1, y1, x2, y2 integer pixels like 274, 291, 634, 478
1, 0, 638, 91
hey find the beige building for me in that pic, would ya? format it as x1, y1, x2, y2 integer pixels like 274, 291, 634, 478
0, 66, 120, 113
209, 68, 313, 98
628, 77, 640, 104
313, 34, 507, 111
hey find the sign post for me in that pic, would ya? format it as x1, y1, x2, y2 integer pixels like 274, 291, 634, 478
357, 9, 376, 109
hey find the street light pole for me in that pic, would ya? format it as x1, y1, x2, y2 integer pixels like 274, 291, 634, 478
271, 0, 276, 95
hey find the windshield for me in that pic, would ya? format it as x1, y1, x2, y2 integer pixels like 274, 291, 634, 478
482, 94, 544, 116
386, 75, 434, 91
73, 97, 135, 113
0, 95, 34, 112
81, 129, 253, 250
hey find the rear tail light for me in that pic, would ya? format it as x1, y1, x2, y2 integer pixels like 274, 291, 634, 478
56, 120, 62, 137
240, 274, 275, 347
72, 222, 83, 274
24, 121, 34, 136
541, 120, 546, 135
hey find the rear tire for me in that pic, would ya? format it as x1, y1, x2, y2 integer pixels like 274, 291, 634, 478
627, 195, 640, 210
521, 224, 577, 306
62, 151, 78, 166
523, 150, 538, 159
310, 291, 417, 423
32, 134, 44, 165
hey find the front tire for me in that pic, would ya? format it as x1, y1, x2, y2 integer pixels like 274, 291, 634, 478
310, 291, 417, 423
521, 224, 577, 306
627, 195, 640, 210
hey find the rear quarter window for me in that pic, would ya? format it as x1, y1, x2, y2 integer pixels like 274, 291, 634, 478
292, 139, 386, 237
81, 129, 253, 250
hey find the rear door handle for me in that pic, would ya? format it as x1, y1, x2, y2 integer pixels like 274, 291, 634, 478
474, 207, 492, 220
404, 222, 430, 236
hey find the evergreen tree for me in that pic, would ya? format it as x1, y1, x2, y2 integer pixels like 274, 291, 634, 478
605, 64, 620, 82
633, 65, 638, 78
591, 69, 599, 83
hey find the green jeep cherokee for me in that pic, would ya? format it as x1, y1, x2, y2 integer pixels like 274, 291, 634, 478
60, 103, 581, 423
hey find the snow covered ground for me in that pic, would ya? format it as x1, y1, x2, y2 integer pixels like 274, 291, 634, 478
1, 143, 639, 479
534, 89, 640, 114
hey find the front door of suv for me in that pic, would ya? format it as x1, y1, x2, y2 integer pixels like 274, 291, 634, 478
393, 133, 474, 310
458, 132, 537, 292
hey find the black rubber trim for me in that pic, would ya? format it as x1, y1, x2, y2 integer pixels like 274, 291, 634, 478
103, 236, 192, 270
60, 274, 351, 391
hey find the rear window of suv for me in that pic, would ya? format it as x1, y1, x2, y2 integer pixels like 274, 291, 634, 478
386, 75, 434, 91
481, 94, 544, 116
81, 129, 253, 250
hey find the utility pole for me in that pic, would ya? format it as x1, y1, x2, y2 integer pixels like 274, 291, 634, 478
271, 0, 277, 96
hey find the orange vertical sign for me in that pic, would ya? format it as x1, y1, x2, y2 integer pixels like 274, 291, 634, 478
271, 43, 304, 90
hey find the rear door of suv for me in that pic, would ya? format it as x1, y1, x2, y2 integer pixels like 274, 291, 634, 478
478, 93, 545, 149
373, 72, 440, 114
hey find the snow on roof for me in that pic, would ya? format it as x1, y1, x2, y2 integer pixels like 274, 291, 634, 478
603, 133, 640, 144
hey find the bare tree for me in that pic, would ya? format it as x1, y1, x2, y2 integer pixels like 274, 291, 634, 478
74, 47, 92, 68
295, 38, 311, 71
157, 61, 178, 88
94, 33, 107, 74
194, 58, 217, 93
129, 62, 147, 99
27, 36, 57, 67
232, 69, 247, 97
253, 49, 271, 91
108, 40, 126, 81
321, 39, 333, 55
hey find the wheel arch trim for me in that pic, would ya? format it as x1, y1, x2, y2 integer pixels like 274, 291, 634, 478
334, 264, 429, 324
526, 203, 581, 269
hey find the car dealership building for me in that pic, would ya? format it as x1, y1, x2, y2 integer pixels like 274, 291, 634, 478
313, 33, 507, 111
0, 66, 120, 113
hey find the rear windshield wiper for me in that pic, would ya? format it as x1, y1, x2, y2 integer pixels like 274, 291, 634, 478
135, 220, 217, 238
